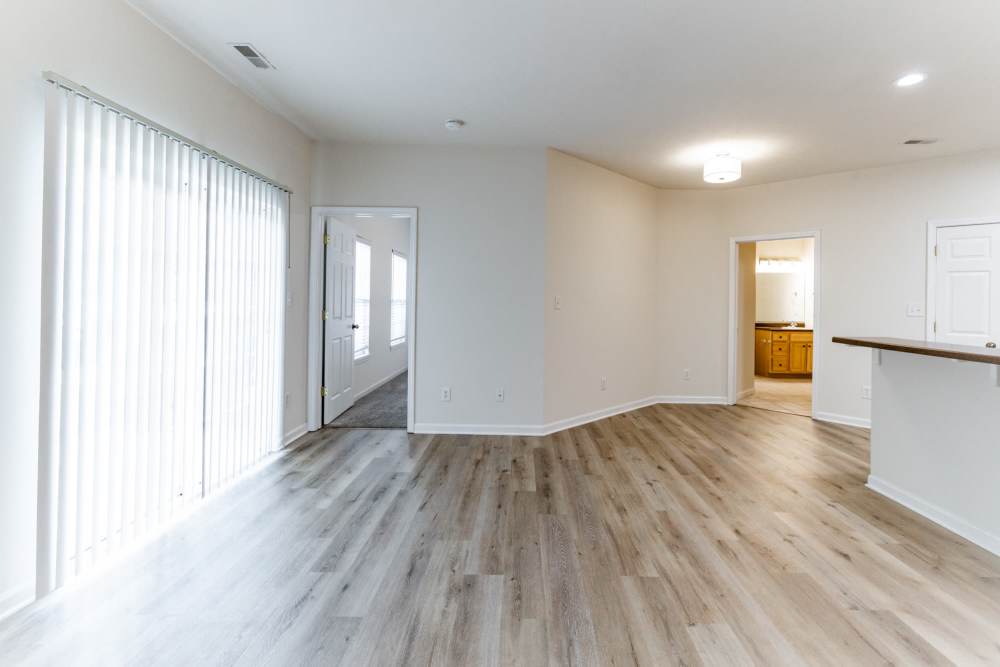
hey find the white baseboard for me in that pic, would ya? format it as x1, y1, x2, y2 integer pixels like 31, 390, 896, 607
736, 387, 755, 400
540, 396, 663, 435
0, 583, 34, 623
413, 423, 545, 436
415, 394, 732, 437
657, 395, 729, 405
867, 475, 1000, 557
814, 411, 871, 429
283, 423, 309, 447
355, 368, 407, 401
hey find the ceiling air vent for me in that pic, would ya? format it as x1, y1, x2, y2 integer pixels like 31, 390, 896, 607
903, 138, 938, 145
231, 43, 274, 69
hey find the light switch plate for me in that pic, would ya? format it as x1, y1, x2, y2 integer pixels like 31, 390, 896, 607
906, 303, 925, 317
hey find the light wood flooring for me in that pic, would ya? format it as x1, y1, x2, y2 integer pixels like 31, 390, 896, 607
2, 404, 1000, 665
738, 376, 813, 417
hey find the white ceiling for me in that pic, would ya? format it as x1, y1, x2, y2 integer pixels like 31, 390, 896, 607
131, 0, 1000, 188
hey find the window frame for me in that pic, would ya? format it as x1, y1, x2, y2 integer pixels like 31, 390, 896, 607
389, 249, 408, 348
353, 236, 374, 362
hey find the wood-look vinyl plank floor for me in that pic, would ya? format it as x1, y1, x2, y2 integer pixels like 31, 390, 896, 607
737, 376, 813, 417
2, 405, 1000, 666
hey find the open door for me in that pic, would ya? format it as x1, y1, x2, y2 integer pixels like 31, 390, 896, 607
323, 217, 357, 424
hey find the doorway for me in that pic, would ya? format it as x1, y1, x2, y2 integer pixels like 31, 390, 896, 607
728, 232, 819, 418
307, 207, 417, 432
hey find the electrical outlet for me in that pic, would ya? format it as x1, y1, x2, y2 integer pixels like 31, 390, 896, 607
496, 387, 505, 402
906, 303, 925, 317
682, 369, 691, 381
600, 376, 607, 391
553, 295, 562, 310
441, 387, 451, 402
862, 385, 871, 400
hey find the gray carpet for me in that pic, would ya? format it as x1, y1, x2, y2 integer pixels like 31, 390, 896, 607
330, 371, 407, 428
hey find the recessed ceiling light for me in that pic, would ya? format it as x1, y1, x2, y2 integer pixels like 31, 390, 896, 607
895, 72, 926, 88
444, 119, 466, 131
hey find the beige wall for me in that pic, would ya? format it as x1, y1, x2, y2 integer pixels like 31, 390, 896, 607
1, 0, 313, 616
311, 142, 548, 430
544, 150, 659, 424
737, 243, 756, 396
658, 148, 1000, 425
343, 216, 411, 397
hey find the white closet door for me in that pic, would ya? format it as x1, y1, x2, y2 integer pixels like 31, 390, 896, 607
935, 223, 1000, 347
323, 217, 356, 423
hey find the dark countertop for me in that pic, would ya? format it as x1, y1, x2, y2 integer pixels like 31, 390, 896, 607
756, 326, 813, 332
832, 336, 1000, 366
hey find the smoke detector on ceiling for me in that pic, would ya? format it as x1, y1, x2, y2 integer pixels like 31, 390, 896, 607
903, 138, 938, 145
231, 43, 275, 70
444, 119, 466, 131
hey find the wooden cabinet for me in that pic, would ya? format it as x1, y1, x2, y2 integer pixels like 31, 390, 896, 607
755, 327, 812, 377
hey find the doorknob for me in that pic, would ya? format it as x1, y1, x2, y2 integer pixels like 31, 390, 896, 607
988, 341, 997, 349
352, 324, 360, 330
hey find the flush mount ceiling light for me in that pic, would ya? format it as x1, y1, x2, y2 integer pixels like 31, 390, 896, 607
444, 119, 466, 131
895, 72, 926, 87
703, 153, 742, 184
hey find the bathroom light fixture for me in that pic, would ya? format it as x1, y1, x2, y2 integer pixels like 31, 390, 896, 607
703, 153, 741, 183
895, 72, 926, 87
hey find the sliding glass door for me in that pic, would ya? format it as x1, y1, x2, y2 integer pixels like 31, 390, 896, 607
36, 80, 287, 595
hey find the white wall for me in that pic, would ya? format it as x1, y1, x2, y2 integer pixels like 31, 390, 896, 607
311, 143, 548, 430
544, 150, 658, 425
1, 0, 312, 617
342, 215, 410, 397
658, 148, 1000, 425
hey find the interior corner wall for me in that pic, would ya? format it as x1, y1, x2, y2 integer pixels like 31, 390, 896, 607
310, 143, 548, 430
1, 0, 313, 617
657, 148, 1000, 425
544, 150, 659, 425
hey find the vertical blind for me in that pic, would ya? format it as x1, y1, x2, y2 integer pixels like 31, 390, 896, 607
37, 78, 288, 595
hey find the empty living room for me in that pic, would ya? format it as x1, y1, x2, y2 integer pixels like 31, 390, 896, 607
4, 0, 1000, 664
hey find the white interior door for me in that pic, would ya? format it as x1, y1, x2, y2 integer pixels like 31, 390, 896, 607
935, 222, 1000, 347
323, 217, 356, 423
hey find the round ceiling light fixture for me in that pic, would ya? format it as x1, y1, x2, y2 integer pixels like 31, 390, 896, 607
895, 72, 926, 88
703, 153, 742, 184
444, 119, 466, 131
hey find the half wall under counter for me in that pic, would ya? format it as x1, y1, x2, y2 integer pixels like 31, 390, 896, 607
834, 336, 1000, 556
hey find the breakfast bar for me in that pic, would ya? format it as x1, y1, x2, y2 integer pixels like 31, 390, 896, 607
833, 336, 1000, 555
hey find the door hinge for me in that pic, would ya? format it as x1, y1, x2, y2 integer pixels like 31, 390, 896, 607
933, 321, 937, 333
320, 386, 328, 397
934, 244, 938, 257
322, 309, 329, 321
323, 233, 331, 246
